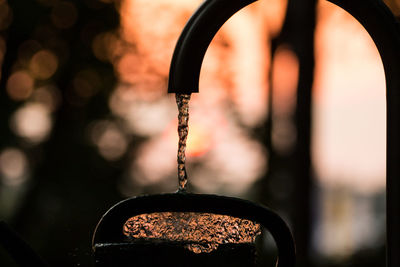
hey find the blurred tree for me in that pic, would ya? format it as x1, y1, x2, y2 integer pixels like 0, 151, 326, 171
0, 0, 393, 266
0, 0, 122, 266
255, 0, 317, 265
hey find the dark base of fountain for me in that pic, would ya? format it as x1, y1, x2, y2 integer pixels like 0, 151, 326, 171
92, 193, 295, 266
94, 241, 257, 267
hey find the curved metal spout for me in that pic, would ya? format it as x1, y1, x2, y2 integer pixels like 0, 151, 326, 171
167, 0, 400, 266
168, 0, 256, 94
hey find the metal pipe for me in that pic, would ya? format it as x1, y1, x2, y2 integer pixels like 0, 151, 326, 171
168, 0, 256, 94
167, 0, 400, 265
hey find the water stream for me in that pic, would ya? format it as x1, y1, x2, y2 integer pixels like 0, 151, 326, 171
121, 93, 262, 254
176, 93, 191, 191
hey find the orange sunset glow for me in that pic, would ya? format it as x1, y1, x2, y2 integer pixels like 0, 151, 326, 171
110, 0, 386, 196
314, 1, 386, 194
0, 0, 393, 265
103, 0, 387, 258
112, 0, 274, 194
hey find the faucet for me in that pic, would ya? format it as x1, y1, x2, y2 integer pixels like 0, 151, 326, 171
168, 0, 256, 94
167, 0, 400, 266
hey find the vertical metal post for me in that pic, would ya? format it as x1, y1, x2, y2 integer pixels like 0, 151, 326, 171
327, 0, 400, 266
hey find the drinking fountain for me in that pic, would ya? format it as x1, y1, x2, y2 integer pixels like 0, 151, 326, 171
92, 0, 400, 267
0, 0, 398, 267
92, 0, 296, 266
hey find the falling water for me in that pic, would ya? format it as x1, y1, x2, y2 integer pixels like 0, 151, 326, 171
176, 93, 191, 191
122, 93, 263, 254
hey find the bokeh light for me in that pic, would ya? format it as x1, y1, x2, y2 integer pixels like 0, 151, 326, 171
313, 1, 386, 194
271, 46, 299, 116
130, 135, 176, 187
92, 31, 118, 62
109, 93, 175, 136
115, 0, 273, 197
0, 36, 6, 63
271, 46, 299, 154
31, 85, 61, 112
0, 1, 391, 265
29, 49, 58, 80
90, 120, 128, 161
6, 70, 34, 101
190, 129, 267, 196
185, 123, 212, 158
221, 2, 269, 127
11, 102, 52, 144
0, 148, 29, 186
0, 0, 12, 30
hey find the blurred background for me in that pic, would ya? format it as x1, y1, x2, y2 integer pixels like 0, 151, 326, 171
0, 0, 398, 266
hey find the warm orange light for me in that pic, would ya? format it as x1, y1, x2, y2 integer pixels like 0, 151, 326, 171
90, 120, 128, 161
92, 32, 118, 62
6, 71, 34, 101
313, 1, 386, 195
165, 118, 212, 158
116, 0, 273, 195
0, 36, 5, 62
259, 0, 288, 37
116, 52, 142, 84
11, 103, 52, 143
32, 85, 60, 112
217, 0, 268, 127
29, 50, 58, 80
186, 123, 212, 157
0, 1, 12, 31
271, 46, 299, 116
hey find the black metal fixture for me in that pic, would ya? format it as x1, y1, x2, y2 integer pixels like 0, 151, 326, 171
93, 0, 400, 266
92, 0, 297, 266
0, 0, 397, 266
168, 0, 400, 266
93, 193, 295, 266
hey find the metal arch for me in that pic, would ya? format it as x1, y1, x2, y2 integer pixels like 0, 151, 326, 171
167, 0, 400, 266
92, 193, 296, 267
325, 1, 400, 266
